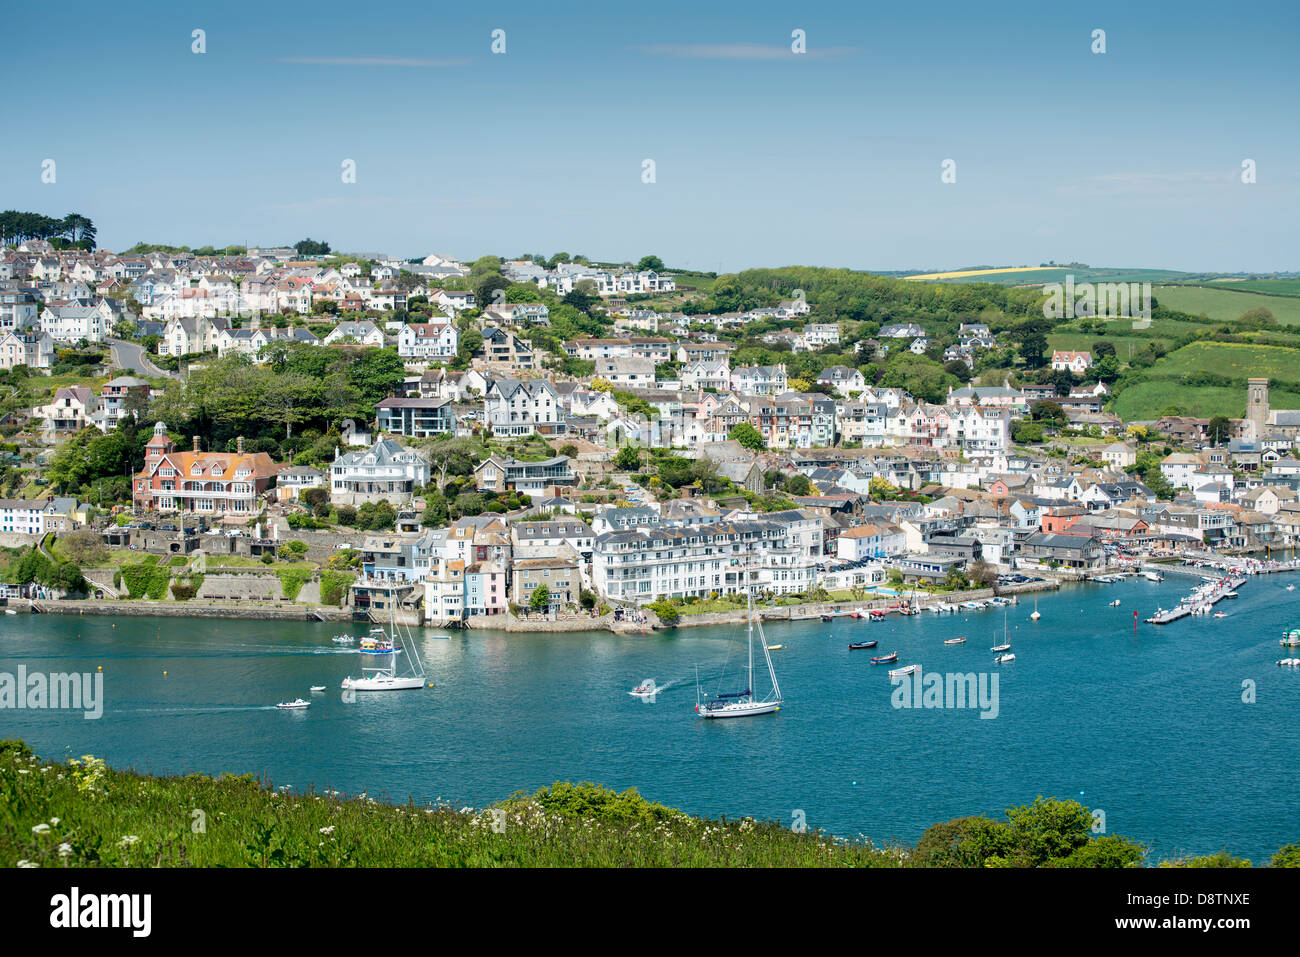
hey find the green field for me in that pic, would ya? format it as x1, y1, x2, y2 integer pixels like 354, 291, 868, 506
1156, 286, 1300, 325
926, 267, 1192, 287
1109, 340, 1300, 420
1110, 382, 1296, 421
1151, 340, 1300, 380
1206, 279, 1300, 297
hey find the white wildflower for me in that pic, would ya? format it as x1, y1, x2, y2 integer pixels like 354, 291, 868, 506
58, 843, 72, 857
16, 860, 37, 868
119, 835, 139, 846
31, 823, 50, 834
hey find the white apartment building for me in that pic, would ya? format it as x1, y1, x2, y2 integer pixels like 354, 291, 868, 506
592, 519, 818, 605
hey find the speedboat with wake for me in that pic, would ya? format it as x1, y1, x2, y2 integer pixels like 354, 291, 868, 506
276, 698, 311, 710
629, 679, 657, 697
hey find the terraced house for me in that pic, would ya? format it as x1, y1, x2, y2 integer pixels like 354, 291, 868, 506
750, 394, 837, 449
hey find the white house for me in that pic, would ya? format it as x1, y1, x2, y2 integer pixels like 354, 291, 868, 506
397, 321, 458, 360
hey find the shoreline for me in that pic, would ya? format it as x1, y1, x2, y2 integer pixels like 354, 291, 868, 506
7, 578, 1063, 631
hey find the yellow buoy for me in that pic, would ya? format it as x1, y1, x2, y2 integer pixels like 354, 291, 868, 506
163, 671, 167, 677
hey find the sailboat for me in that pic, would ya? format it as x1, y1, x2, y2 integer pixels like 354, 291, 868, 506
695, 589, 783, 719
1030, 597, 1041, 621
341, 586, 426, 691
991, 608, 1012, 653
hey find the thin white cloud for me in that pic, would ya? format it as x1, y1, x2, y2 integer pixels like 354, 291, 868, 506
635, 43, 856, 61
274, 56, 469, 67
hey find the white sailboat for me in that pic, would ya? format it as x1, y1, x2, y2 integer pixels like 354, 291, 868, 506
1029, 597, 1041, 621
341, 586, 426, 692
695, 589, 783, 719
991, 608, 1013, 653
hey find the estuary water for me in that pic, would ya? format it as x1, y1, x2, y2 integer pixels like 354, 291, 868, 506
4, 573, 1299, 863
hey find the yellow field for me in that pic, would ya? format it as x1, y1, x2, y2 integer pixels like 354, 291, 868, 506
903, 267, 1062, 281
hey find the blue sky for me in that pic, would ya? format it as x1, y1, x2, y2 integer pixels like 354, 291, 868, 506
3, 0, 1296, 272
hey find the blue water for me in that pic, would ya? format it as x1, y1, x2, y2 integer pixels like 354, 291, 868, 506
3, 574, 1299, 863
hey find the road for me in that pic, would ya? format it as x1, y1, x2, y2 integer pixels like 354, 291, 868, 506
108, 338, 173, 379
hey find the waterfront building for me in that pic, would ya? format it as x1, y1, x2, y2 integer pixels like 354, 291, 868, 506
591, 519, 817, 604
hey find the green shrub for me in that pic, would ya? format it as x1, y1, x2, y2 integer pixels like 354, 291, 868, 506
647, 599, 679, 626
319, 571, 355, 606
276, 567, 312, 601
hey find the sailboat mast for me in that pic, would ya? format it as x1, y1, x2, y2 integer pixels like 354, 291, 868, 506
746, 588, 754, 691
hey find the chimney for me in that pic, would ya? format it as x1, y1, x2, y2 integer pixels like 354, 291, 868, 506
237, 435, 244, 454
193, 436, 200, 453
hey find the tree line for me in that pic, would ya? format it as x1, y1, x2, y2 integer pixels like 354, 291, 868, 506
0, 210, 96, 249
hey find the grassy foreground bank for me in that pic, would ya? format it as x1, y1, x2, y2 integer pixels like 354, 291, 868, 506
3, 741, 1297, 868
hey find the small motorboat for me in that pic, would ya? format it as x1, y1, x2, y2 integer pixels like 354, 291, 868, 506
870, 651, 899, 664
821, 614, 833, 622
309, 685, 326, 693
944, 636, 966, 645
1287, 584, 1296, 592
1213, 612, 1226, 619
629, 679, 657, 697
994, 653, 1016, 664
848, 640, 878, 650
888, 664, 920, 678
331, 634, 355, 644
276, 698, 311, 710
1109, 599, 1121, 607
3, 609, 16, 616
1277, 658, 1300, 667
766, 644, 784, 651
1281, 637, 1300, 648
869, 612, 887, 622
990, 643, 1011, 652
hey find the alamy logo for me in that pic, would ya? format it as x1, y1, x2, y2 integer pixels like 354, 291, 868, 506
1042, 274, 1152, 328
50, 888, 151, 937
891, 669, 999, 719
0, 666, 103, 719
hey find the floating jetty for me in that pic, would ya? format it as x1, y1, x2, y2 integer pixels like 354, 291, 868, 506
1145, 575, 1248, 625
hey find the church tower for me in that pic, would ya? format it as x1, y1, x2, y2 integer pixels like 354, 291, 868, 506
1247, 377, 1269, 440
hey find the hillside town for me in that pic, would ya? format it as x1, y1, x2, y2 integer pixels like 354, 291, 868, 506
3, 235, 1299, 628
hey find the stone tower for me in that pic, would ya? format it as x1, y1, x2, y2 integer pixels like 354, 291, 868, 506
1247, 377, 1269, 440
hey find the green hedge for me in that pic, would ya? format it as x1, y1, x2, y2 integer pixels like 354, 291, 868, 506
120, 563, 171, 600
276, 567, 312, 601
319, 571, 355, 607
169, 574, 204, 601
